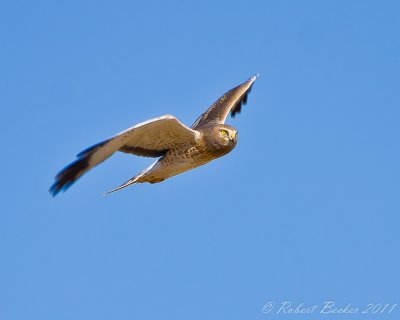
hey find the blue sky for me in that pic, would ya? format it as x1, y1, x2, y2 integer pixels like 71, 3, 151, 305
1, 0, 399, 319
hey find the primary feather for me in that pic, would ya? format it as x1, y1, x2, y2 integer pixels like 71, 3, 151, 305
50, 75, 257, 196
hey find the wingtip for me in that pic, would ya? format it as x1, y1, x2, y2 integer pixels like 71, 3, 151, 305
250, 74, 259, 82
49, 186, 60, 197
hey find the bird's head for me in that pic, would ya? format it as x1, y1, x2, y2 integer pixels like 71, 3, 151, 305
215, 124, 238, 147
199, 123, 238, 157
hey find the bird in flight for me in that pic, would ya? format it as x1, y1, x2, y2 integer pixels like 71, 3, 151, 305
50, 75, 258, 196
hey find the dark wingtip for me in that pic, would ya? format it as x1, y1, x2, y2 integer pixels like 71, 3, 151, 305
231, 88, 251, 118
49, 156, 89, 196
50, 138, 111, 196
230, 75, 257, 118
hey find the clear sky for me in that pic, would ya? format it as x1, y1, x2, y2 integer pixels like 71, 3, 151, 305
1, 1, 399, 319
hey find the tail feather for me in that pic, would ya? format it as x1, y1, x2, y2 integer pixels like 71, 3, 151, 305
105, 160, 160, 195
104, 176, 140, 195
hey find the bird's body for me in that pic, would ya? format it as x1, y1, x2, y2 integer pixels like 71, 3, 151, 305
127, 123, 237, 186
50, 75, 257, 195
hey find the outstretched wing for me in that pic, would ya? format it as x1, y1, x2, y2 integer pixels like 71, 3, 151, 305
191, 75, 258, 129
49, 115, 199, 196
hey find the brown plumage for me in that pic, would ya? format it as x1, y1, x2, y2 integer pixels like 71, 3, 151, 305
50, 75, 257, 196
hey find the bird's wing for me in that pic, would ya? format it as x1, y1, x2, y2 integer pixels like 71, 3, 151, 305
50, 115, 199, 196
191, 75, 257, 129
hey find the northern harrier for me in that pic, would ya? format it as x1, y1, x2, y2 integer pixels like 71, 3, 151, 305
50, 75, 258, 195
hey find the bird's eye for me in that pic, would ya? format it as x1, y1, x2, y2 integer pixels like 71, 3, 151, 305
220, 130, 228, 136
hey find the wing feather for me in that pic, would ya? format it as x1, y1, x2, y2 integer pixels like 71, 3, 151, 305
50, 115, 198, 196
191, 75, 257, 129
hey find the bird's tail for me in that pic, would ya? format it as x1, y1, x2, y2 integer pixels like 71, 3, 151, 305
104, 159, 160, 195
104, 175, 141, 194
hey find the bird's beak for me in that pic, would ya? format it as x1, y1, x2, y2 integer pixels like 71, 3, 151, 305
229, 132, 238, 143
